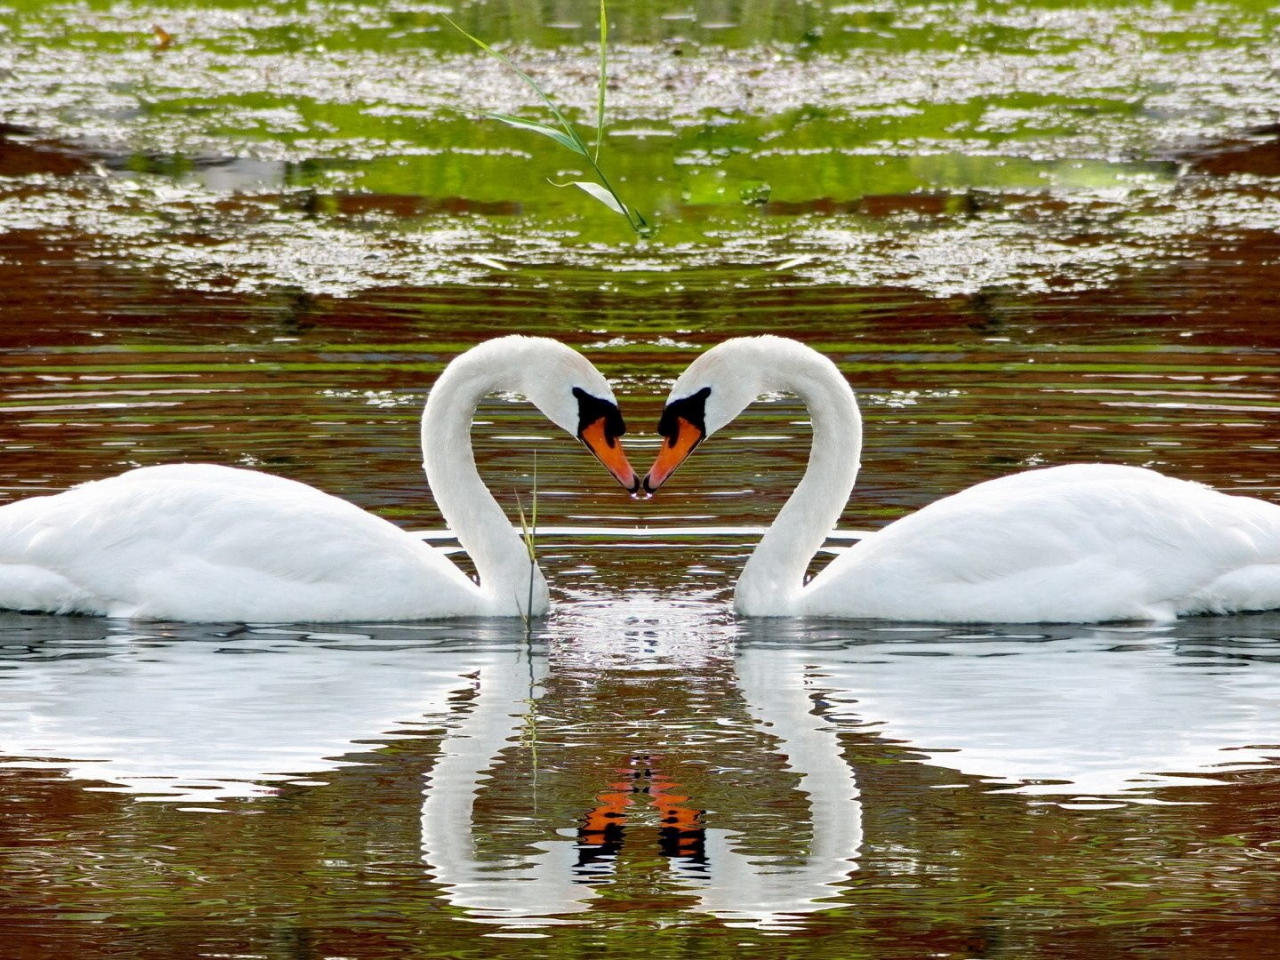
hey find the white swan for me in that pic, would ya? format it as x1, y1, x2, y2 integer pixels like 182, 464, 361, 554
642, 336, 1280, 623
0, 336, 638, 622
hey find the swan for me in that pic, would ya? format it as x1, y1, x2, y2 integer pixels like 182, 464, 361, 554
0, 336, 638, 622
642, 335, 1280, 623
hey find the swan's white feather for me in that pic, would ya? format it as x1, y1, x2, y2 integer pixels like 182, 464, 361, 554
803, 465, 1280, 623
0, 464, 480, 621
664, 336, 1280, 623
0, 335, 623, 622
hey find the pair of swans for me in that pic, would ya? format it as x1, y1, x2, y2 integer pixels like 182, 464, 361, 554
2, 335, 1279, 623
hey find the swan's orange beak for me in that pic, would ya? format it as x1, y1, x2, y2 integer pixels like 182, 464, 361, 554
642, 416, 704, 494
580, 417, 641, 493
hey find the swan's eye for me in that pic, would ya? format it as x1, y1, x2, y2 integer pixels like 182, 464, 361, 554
657, 387, 710, 446
573, 387, 626, 444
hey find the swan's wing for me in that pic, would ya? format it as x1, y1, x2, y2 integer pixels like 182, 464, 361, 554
0, 464, 480, 621
803, 465, 1280, 622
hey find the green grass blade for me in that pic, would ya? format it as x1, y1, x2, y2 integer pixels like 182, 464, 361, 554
515, 493, 535, 563
515, 454, 538, 621
595, 0, 607, 162
549, 178, 627, 216
444, 7, 649, 236
528, 457, 537, 622
530, 451, 538, 537
488, 113, 587, 155
444, 15, 591, 155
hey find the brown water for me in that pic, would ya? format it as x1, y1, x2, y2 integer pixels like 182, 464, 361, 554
3, 1, 1280, 956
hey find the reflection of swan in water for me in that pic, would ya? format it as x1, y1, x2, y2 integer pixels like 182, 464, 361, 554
417, 603, 863, 930
0, 617, 509, 801
0, 336, 637, 621
679, 644, 862, 929
739, 618, 1280, 798
418, 647, 599, 923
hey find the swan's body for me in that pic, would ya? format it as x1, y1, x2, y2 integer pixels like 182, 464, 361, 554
0, 464, 484, 621
644, 336, 1280, 623
801, 463, 1280, 622
0, 337, 637, 622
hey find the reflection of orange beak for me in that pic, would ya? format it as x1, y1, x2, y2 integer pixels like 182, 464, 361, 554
642, 416, 704, 494
580, 417, 640, 493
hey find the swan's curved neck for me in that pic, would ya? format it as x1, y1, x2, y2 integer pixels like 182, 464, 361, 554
422, 352, 548, 614
736, 355, 862, 615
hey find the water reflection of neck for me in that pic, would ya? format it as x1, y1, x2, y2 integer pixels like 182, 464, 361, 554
419, 647, 596, 920
684, 645, 863, 928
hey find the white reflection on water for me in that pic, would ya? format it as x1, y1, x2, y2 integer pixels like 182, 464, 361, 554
1, 606, 1279, 927
684, 644, 862, 929
0, 616, 512, 801
418, 646, 601, 924
416, 605, 862, 930
737, 616, 1280, 798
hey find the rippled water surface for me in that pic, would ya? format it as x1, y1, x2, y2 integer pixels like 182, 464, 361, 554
3, 0, 1280, 956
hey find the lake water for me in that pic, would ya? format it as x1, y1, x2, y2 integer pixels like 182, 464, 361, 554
2, 1, 1280, 956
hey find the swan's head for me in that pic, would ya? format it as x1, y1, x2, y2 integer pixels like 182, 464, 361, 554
508, 338, 640, 494
643, 337, 810, 494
